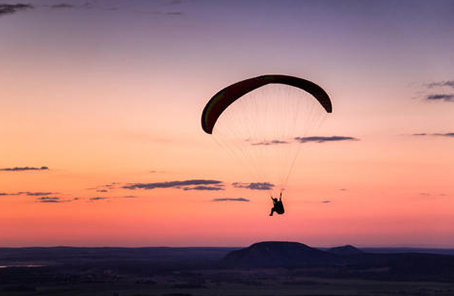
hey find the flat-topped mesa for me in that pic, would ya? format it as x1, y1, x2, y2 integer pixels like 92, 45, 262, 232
221, 241, 340, 268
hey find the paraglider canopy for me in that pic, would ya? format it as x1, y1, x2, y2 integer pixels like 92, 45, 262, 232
200, 73, 333, 198
201, 74, 332, 134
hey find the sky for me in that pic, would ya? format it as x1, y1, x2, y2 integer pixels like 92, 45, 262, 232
0, 0, 453, 248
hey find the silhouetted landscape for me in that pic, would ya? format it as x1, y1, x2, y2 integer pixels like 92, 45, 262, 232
2, 0, 454, 295
2, 241, 454, 295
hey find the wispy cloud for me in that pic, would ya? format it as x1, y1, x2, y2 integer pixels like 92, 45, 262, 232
232, 182, 274, 191
123, 179, 223, 190
51, 3, 74, 9
212, 198, 250, 202
421, 80, 454, 103
146, 0, 184, 16
295, 136, 359, 143
0, 191, 55, 197
321, 200, 331, 203
166, 0, 183, 4
183, 185, 224, 191
89, 197, 108, 201
150, 170, 164, 173
91, 179, 225, 193
252, 140, 289, 146
0, 192, 19, 196
411, 132, 454, 138
427, 81, 454, 89
105, 183, 118, 188
81, 1, 94, 9
87, 182, 119, 191
21, 192, 54, 196
0, 166, 49, 172
425, 94, 454, 102
166, 11, 183, 16
434, 133, 454, 137
36, 197, 64, 203
36, 195, 80, 203
0, 3, 33, 16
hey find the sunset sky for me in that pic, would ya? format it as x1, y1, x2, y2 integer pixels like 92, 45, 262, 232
1, 0, 453, 248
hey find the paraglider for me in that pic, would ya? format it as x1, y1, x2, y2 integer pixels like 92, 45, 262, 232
270, 192, 284, 216
201, 74, 332, 216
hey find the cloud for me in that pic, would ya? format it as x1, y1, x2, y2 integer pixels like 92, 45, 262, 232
0, 166, 49, 172
427, 81, 454, 89
416, 81, 454, 103
123, 195, 137, 199
252, 140, 289, 146
0, 192, 19, 196
321, 200, 331, 203
44, 2, 101, 10
105, 182, 119, 188
166, 11, 183, 16
159, 0, 184, 15
183, 185, 224, 191
252, 136, 359, 145
36, 195, 78, 203
425, 94, 454, 102
232, 182, 274, 191
51, 3, 74, 9
434, 133, 454, 137
295, 136, 359, 143
212, 198, 250, 202
166, 0, 183, 4
411, 132, 454, 138
0, 191, 55, 197
21, 192, 54, 196
36, 197, 64, 203
123, 179, 223, 190
81, 1, 94, 9
89, 197, 108, 201
45, 1, 93, 10
87, 182, 119, 191
0, 3, 33, 16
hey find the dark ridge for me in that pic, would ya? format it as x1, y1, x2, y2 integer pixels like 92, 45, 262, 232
328, 245, 364, 255
221, 241, 340, 268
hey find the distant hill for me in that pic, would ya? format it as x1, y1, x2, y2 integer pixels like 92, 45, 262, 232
221, 241, 454, 281
328, 245, 364, 255
221, 241, 340, 268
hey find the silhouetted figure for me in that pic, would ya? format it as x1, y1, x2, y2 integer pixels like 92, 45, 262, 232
270, 192, 285, 216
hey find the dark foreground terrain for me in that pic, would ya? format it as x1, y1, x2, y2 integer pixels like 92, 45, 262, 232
1, 242, 454, 296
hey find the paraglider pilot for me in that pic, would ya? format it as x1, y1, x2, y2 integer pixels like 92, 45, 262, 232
270, 192, 285, 216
